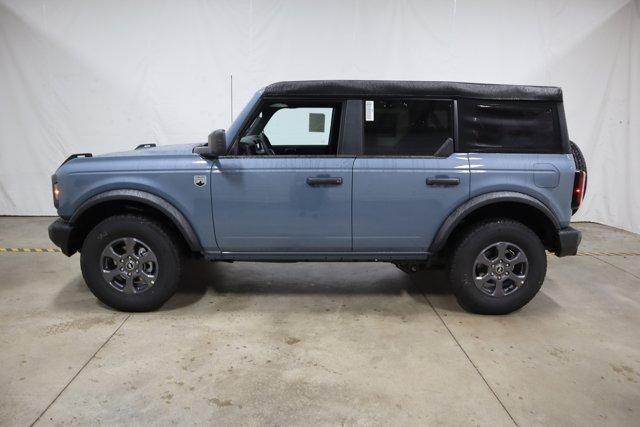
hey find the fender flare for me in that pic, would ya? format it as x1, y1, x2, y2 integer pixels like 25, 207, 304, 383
429, 191, 560, 253
70, 189, 202, 252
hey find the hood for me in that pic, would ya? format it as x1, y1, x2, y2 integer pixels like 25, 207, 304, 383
93, 143, 202, 158
54, 142, 209, 177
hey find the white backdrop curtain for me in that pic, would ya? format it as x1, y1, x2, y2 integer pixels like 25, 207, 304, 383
1, 0, 639, 233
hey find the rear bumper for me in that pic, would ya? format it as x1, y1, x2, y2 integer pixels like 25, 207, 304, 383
555, 226, 582, 257
48, 218, 77, 256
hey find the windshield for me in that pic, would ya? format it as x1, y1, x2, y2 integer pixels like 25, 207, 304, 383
225, 89, 263, 149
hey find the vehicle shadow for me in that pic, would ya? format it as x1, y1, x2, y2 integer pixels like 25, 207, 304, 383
52, 260, 460, 313
164, 260, 459, 312
174, 260, 416, 295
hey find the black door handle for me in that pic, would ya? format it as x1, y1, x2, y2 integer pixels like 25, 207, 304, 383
426, 177, 460, 186
306, 177, 343, 186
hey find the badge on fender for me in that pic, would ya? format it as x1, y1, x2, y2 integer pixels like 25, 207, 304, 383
194, 175, 207, 187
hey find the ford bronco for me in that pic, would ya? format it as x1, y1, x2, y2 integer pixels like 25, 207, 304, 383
49, 80, 586, 314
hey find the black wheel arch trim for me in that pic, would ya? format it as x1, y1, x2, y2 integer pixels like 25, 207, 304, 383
429, 191, 560, 253
70, 189, 202, 252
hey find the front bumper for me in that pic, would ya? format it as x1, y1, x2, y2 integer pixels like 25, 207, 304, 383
48, 218, 77, 256
555, 226, 582, 257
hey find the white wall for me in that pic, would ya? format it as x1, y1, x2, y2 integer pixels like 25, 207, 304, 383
1, 0, 639, 233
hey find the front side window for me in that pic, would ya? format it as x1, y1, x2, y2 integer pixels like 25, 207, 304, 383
236, 102, 340, 156
363, 99, 453, 156
458, 100, 560, 153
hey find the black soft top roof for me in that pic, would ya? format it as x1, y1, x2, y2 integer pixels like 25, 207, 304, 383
264, 80, 562, 102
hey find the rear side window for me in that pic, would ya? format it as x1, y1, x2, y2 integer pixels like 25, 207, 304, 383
459, 100, 561, 153
363, 100, 453, 156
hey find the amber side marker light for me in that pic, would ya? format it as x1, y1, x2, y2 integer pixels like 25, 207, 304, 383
52, 182, 60, 208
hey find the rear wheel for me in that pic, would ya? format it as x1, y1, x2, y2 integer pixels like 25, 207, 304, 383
80, 215, 183, 311
448, 219, 546, 314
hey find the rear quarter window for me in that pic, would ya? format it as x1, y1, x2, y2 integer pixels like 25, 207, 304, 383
459, 100, 561, 153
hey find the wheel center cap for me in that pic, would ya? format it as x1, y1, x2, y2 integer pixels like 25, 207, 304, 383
495, 265, 505, 274
126, 261, 135, 270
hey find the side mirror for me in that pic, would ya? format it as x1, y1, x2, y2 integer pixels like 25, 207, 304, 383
208, 129, 227, 156
195, 129, 226, 158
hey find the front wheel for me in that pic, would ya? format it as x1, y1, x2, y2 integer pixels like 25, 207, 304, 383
448, 219, 547, 315
80, 215, 183, 312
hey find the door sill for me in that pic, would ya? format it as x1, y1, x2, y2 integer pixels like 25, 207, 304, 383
203, 251, 430, 262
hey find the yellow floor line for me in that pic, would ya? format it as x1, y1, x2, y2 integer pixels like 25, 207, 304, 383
0, 247, 62, 253
577, 251, 640, 257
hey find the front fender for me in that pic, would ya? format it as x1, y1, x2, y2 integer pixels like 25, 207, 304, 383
53, 153, 218, 252
70, 189, 202, 252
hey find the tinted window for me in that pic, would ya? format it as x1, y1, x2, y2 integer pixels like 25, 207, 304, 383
363, 100, 453, 156
459, 100, 560, 153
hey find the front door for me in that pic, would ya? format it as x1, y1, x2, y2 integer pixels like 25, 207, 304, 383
352, 99, 470, 253
211, 100, 354, 253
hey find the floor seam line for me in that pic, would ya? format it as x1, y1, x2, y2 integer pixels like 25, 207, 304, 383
412, 278, 518, 426
30, 314, 131, 426
590, 255, 640, 281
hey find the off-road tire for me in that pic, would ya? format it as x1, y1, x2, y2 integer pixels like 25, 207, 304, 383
570, 141, 587, 172
80, 214, 183, 311
448, 219, 547, 315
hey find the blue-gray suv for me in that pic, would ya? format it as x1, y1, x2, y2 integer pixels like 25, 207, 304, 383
48, 81, 586, 314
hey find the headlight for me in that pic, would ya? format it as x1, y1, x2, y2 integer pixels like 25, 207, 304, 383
52, 182, 60, 208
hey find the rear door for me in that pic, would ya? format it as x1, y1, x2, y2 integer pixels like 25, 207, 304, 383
211, 100, 354, 253
352, 99, 470, 254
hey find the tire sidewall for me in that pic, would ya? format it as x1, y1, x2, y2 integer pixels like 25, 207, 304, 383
570, 141, 587, 173
570, 142, 588, 195
81, 216, 181, 311
449, 221, 547, 314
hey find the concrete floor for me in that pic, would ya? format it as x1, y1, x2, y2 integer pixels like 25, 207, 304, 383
0, 218, 639, 426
